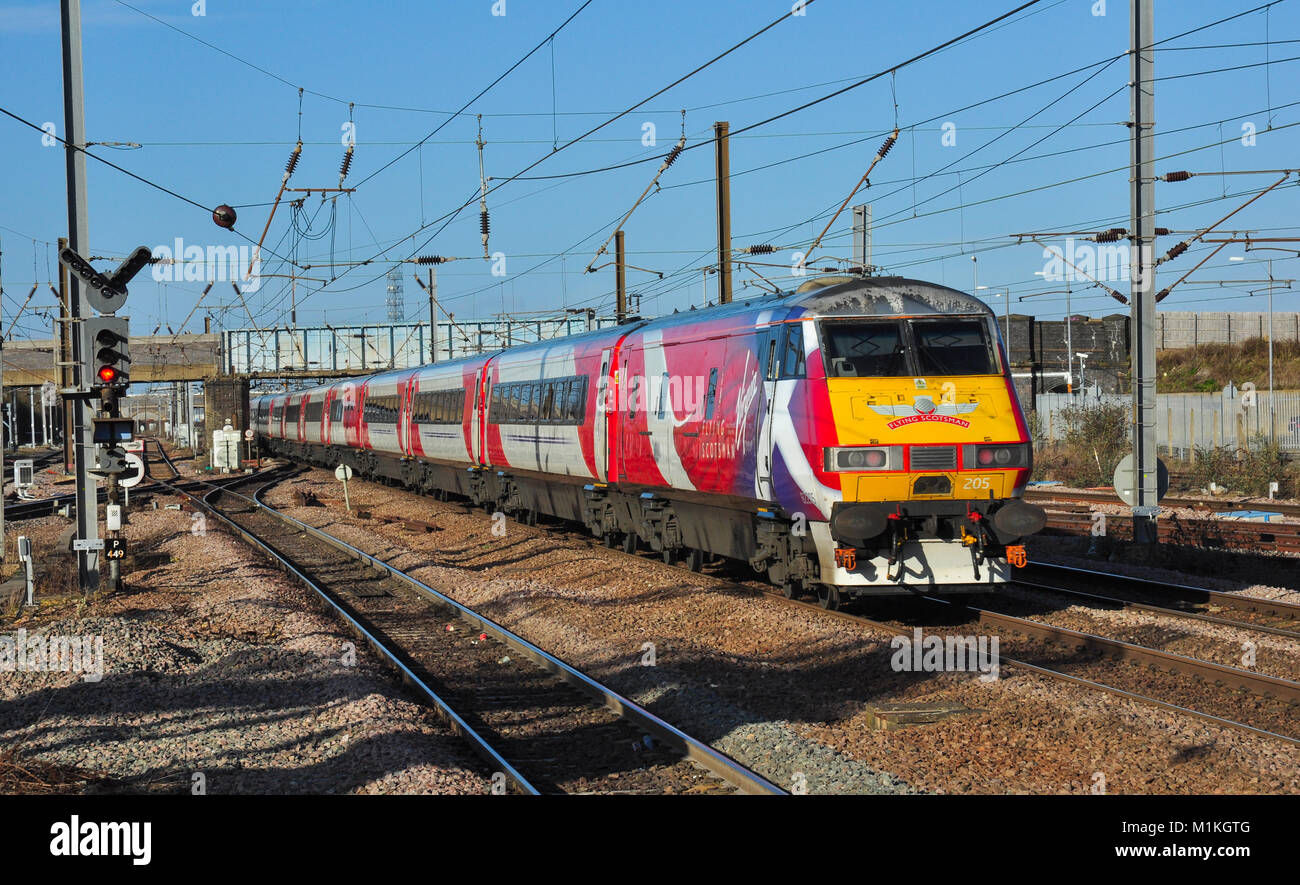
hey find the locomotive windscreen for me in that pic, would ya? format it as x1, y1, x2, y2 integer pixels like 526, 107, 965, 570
821, 318, 998, 377
911, 319, 998, 375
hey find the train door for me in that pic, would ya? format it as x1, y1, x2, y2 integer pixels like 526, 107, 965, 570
594, 349, 611, 482
652, 367, 684, 488
397, 378, 411, 455
470, 368, 485, 465
322, 388, 335, 445
756, 325, 780, 500
617, 357, 632, 481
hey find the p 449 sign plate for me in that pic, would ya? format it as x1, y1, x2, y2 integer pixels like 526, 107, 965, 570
105, 538, 127, 560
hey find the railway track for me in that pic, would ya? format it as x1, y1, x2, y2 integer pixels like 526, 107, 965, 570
325, 475, 1300, 748
150, 453, 782, 795
1025, 487, 1300, 520
1016, 561, 1300, 639
5, 443, 236, 520
1037, 507, 1300, 554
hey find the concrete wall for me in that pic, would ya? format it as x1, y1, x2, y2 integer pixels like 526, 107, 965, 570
1156, 312, 1300, 349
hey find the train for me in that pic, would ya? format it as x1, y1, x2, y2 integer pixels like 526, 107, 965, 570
255, 275, 1047, 608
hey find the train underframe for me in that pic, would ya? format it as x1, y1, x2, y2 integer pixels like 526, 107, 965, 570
261, 436, 1038, 607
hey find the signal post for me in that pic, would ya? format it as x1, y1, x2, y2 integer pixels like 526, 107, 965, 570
59, 245, 146, 591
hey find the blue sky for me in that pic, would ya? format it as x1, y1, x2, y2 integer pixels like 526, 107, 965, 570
1, 0, 1297, 342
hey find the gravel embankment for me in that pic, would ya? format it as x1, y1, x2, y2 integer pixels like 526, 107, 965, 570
0, 479, 492, 795
265, 470, 1300, 794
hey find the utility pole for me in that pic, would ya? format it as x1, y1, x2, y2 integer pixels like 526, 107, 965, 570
429, 266, 438, 364
61, 0, 99, 590
413, 267, 440, 365
1267, 258, 1275, 444
615, 229, 627, 323
852, 204, 871, 274
1002, 288, 1011, 364
1129, 0, 1159, 546
58, 239, 73, 471
1, 241, 5, 559
714, 121, 732, 304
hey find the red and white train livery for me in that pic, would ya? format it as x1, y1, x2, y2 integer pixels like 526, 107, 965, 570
256, 275, 1046, 606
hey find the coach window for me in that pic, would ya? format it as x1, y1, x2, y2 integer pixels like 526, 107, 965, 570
656, 372, 671, 419
503, 385, 517, 422
539, 384, 555, 422
491, 386, 505, 423
780, 324, 805, 378
628, 375, 640, 417
515, 384, 531, 421
566, 378, 587, 421
704, 368, 719, 420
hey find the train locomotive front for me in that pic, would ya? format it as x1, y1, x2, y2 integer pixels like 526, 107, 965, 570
776, 276, 1047, 600
253, 275, 1045, 606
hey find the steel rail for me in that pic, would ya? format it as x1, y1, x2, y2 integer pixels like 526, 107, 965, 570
249, 459, 1300, 749
1025, 487, 1300, 516
761, 589, 1300, 747
920, 596, 1300, 704
242, 481, 785, 796
180, 471, 543, 796
1012, 577, 1300, 640
1024, 560, 1300, 623
157, 459, 785, 795
553, 520, 1300, 746
415, 494, 1300, 747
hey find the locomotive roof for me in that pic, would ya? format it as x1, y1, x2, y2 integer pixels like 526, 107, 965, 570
646, 275, 993, 331
787, 275, 995, 318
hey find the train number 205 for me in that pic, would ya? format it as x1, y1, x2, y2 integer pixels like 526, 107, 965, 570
962, 476, 992, 491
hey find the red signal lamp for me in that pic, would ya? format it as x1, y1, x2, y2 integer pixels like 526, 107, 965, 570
98, 365, 118, 384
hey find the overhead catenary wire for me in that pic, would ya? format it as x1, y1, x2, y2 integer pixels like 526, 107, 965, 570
89, 0, 1289, 335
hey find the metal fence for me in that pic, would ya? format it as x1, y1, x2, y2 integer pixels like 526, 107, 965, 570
223, 317, 621, 375
1035, 389, 1300, 456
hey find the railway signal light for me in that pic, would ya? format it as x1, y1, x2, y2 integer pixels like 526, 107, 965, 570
81, 317, 130, 390
59, 245, 150, 314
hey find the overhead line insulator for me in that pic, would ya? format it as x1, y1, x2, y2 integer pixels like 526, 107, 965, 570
285, 141, 303, 177
338, 145, 354, 186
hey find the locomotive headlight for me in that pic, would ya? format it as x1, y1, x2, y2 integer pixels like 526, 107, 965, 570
964, 444, 1030, 469
826, 446, 901, 472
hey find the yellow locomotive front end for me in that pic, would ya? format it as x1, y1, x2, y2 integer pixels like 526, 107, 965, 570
813, 308, 1046, 587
